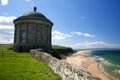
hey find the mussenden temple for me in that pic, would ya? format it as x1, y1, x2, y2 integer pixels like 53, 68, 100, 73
13, 7, 53, 52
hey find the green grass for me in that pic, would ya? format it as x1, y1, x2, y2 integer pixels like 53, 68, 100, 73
52, 45, 74, 59
52, 45, 71, 49
0, 44, 61, 80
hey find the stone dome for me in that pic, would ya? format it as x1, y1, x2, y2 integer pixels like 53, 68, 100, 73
14, 7, 52, 24
22, 12, 46, 19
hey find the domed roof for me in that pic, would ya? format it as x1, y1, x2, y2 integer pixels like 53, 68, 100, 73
14, 7, 52, 23
22, 12, 46, 19
21, 7, 47, 19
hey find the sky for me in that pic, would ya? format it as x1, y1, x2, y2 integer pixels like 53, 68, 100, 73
0, 0, 120, 49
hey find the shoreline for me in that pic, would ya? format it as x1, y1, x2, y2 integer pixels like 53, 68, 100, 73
98, 63, 116, 80
66, 50, 115, 80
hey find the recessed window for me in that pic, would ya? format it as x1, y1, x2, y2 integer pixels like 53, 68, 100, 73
20, 30, 26, 43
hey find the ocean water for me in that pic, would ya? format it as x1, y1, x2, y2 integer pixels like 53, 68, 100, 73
91, 50, 120, 79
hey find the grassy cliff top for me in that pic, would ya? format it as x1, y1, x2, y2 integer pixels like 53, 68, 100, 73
52, 45, 71, 49
52, 45, 74, 59
0, 44, 61, 80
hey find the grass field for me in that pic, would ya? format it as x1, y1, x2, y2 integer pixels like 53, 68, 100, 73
0, 44, 61, 80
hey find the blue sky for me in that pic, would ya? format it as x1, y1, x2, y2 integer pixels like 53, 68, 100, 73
0, 0, 120, 49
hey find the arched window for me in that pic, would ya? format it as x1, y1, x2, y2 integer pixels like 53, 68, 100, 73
20, 30, 26, 43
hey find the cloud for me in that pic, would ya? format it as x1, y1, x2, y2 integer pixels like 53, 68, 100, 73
0, 16, 16, 29
52, 31, 72, 40
0, 28, 14, 44
71, 32, 95, 37
0, 16, 16, 24
0, 16, 16, 44
0, 0, 8, 6
69, 41, 120, 49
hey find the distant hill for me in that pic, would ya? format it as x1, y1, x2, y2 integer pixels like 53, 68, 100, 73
51, 45, 74, 59
76, 48, 120, 51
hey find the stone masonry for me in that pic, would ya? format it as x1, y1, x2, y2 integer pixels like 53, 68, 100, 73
30, 49, 101, 80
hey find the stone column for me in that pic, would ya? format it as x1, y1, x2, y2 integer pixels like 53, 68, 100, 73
14, 24, 17, 44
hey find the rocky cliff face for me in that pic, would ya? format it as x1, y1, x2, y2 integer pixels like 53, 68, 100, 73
30, 49, 101, 80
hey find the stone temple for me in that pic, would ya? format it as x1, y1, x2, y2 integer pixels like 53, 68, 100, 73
13, 7, 53, 52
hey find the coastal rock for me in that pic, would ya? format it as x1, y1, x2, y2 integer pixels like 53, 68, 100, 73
30, 49, 101, 80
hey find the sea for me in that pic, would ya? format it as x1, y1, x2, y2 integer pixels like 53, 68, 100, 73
91, 50, 120, 79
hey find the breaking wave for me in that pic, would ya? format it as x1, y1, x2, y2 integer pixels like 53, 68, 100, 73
114, 69, 120, 74
94, 56, 120, 68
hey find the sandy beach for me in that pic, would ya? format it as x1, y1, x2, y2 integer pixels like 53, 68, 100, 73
66, 50, 114, 80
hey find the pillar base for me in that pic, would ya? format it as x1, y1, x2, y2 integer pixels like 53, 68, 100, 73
13, 44, 51, 52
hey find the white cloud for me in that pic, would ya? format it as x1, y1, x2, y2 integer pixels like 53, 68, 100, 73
0, 16, 16, 29
0, 16, 16, 44
71, 32, 95, 37
69, 41, 120, 49
0, 29, 14, 44
52, 31, 72, 40
1, 0, 8, 6
0, 16, 16, 23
